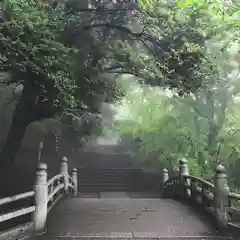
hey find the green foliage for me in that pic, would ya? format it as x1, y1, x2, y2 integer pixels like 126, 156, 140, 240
0, 0, 79, 110
115, 52, 240, 175
187, 157, 204, 177
0, 0, 124, 160
114, 0, 240, 178
110, 1, 207, 95
0, 0, 239, 165
131, 0, 239, 95
114, 86, 207, 173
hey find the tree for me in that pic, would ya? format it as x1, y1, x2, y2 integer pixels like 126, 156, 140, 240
0, 0, 122, 167
69, 0, 215, 95
115, 32, 240, 175
113, 0, 240, 172
1, 0, 235, 168
0, 1, 76, 166
103, 0, 209, 95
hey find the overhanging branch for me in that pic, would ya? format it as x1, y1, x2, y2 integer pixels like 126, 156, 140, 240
32, 101, 59, 121
103, 64, 141, 78
71, 23, 143, 39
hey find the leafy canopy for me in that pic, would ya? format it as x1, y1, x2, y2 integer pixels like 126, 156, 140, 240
115, 0, 240, 174
0, 0, 80, 111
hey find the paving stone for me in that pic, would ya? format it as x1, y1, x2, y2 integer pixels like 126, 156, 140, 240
28, 196, 231, 240
100, 192, 129, 198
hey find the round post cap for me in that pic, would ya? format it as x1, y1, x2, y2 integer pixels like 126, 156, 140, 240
61, 156, 68, 162
215, 164, 226, 174
38, 163, 47, 170
179, 158, 188, 165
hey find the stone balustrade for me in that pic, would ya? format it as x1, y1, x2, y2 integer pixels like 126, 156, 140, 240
0, 156, 78, 238
162, 158, 240, 230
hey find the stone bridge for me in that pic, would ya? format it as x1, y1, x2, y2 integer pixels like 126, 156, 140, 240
0, 143, 239, 240
33, 193, 220, 240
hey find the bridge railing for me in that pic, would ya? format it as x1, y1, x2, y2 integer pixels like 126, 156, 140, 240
162, 159, 239, 230
0, 191, 35, 224
0, 156, 78, 237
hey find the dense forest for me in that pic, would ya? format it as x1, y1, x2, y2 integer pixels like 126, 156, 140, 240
113, 1, 240, 187
0, 0, 239, 190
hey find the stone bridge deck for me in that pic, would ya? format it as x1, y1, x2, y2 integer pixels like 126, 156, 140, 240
32, 192, 229, 240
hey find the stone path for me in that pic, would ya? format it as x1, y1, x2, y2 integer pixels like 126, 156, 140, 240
29, 192, 230, 239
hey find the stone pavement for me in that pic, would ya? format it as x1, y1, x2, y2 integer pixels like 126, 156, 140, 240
30, 192, 232, 240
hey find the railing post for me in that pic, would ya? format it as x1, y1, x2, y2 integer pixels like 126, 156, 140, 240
162, 168, 169, 197
60, 156, 69, 194
33, 163, 48, 233
49, 183, 54, 203
174, 167, 179, 176
179, 158, 190, 197
72, 168, 78, 196
179, 158, 189, 176
57, 179, 61, 197
213, 164, 230, 228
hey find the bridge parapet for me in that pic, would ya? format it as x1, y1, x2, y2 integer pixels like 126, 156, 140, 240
0, 156, 77, 239
162, 159, 240, 231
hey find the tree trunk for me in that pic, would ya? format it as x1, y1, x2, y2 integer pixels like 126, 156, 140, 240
0, 82, 37, 169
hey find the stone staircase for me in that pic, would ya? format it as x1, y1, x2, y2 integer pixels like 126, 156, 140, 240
78, 151, 135, 169
78, 168, 149, 192
77, 145, 162, 193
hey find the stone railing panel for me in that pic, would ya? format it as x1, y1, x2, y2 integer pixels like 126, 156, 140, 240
162, 158, 240, 230
0, 156, 78, 238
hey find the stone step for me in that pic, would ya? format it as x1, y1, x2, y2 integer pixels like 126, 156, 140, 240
77, 168, 160, 192
29, 235, 233, 240
79, 187, 135, 192
79, 174, 131, 178
78, 178, 142, 183
77, 168, 151, 192
78, 153, 134, 168
79, 183, 145, 188
77, 168, 142, 173
78, 172, 142, 178
79, 180, 130, 184
79, 180, 143, 185
79, 185, 130, 188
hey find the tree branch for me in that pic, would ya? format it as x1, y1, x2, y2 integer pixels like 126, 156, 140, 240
103, 64, 148, 80
66, 8, 136, 14
71, 23, 143, 38
71, 23, 161, 57
32, 101, 59, 122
